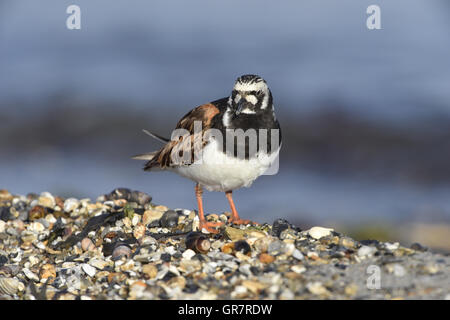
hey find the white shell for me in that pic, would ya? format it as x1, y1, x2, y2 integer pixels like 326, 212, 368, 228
0, 277, 25, 295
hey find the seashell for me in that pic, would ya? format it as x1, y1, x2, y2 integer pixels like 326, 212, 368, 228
81, 238, 96, 252
185, 232, 210, 254
29, 221, 45, 233
29, 205, 47, 221
160, 210, 179, 228
38, 192, 56, 208
142, 209, 163, 225
307, 226, 334, 240
133, 223, 146, 239
0, 206, 12, 221
0, 277, 24, 295
63, 198, 80, 213
112, 244, 132, 260
181, 249, 196, 260
234, 240, 251, 255
0, 189, 13, 201
271, 218, 290, 238
129, 191, 152, 206
40, 264, 56, 283
23, 268, 39, 282
142, 264, 158, 279
259, 253, 276, 264
82, 263, 96, 277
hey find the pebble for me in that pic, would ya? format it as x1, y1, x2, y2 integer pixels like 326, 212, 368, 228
307, 282, 329, 296
357, 245, 377, 258
82, 263, 96, 277
40, 264, 56, 283
23, 268, 39, 282
81, 238, 96, 252
291, 265, 306, 274
64, 198, 80, 213
142, 209, 163, 225
38, 192, 55, 208
142, 264, 158, 279
182, 249, 196, 260
385, 242, 400, 251
292, 249, 304, 260
112, 245, 132, 260
160, 210, 179, 228
0, 189, 448, 300
259, 253, 275, 264
307, 226, 334, 240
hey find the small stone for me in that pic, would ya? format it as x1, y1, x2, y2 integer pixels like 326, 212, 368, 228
82, 263, 96, 277
307, 282, 329, 296
259, 253, 275, 264
231, 285, 248, 299
89, 259, 110, 270
234, 240, 251, 255
271, 218, 290, 237
357, 246, 376, 258
39, 264, 56, 283
63, 198, 80, 213
253, 237, 270, 253
242, 280, 267, 295
344, 283, 358, 296
142, 264, 157, 279
160, 210, 179, 228
410, 243, 427, 252
225, 227, 246, 241
129, 191, 152, 206
307, 226, 334, 240
384, 242, 400, 251
29, 206, 46, 221
291, 265, 306, 274
0, 220, 5, 233
292, 249, 304, 260
142, 209, 163, 225
29, 221, 45, 233
38, 192, 55, 208
133, 223, 146, 239
0, 190, 13, 201
268, 240, 283, 255
112, 245, 132, 260
81, 238, 96, 252
23, 268, 39, 282
341, 237, 356, 248
279, 289, 294, 300
182, 249, 196, 260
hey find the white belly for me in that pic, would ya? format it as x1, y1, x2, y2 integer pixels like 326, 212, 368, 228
173, 139, 280, 192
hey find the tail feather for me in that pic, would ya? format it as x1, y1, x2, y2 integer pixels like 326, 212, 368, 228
142, 129, 170, 143
131, 151, 158, 161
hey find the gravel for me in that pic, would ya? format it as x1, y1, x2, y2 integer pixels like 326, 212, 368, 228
0, 188, 448, 300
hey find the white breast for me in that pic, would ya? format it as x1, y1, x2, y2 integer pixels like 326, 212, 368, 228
173, 139, 280, 192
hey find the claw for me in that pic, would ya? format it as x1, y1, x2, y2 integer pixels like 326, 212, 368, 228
228, 218, 259, 226
199, 220, 224, 234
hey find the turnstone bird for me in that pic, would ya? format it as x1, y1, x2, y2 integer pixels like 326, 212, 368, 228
133, 74, 281, 233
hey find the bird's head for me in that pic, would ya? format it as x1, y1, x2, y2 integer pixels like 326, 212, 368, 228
228, 74, 273, 116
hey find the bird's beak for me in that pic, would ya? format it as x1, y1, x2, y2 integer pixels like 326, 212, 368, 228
235, 99, 246, 116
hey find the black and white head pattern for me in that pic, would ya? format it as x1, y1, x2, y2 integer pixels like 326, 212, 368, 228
227, 74, 273, 116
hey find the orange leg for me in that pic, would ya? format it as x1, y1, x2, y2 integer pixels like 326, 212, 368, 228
195, 184, 223, 233
225, 191, 256, 225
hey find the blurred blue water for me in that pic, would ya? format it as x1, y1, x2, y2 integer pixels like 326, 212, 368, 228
1, 0, 450, 122
1, 0, 450, 225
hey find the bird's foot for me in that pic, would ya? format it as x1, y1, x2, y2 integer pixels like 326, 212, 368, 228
199, 220, 224, 234
228, 218, 259, 226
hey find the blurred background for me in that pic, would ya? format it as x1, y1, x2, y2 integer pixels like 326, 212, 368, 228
1, 0, 450, 251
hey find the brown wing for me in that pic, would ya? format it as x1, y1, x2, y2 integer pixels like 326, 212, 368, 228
144, 103, 220, 170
